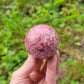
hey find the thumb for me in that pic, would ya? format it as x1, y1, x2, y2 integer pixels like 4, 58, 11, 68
12, 54, 42, 77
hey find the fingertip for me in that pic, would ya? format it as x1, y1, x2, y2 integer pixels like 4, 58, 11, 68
56, 50, 59, 56
28, 53, 43, 64
47, 52, 57, 63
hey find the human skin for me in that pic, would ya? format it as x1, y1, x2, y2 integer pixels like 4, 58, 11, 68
10, 51, 60, 84
25, 25, 59, 59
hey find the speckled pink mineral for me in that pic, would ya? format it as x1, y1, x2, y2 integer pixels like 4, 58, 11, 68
25, 24, 59, 59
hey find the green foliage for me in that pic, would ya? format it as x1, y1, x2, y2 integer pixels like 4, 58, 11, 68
0, 0, 84, 84
61, 74, 72, 84
69, 80, 81, 84
54, 0, 66, 6
60, 59, 77, 68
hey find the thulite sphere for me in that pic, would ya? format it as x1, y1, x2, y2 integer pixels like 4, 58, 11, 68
25, 24, 59, 59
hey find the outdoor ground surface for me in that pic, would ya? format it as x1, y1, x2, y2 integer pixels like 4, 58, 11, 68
0, 0, 84, 84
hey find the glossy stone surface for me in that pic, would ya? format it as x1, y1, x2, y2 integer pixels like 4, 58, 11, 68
25, 24, 59, 59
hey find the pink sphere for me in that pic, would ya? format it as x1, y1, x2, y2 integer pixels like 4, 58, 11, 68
25, 24, 59, 59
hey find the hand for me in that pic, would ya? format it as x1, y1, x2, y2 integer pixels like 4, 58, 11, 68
10, 51, 60, 84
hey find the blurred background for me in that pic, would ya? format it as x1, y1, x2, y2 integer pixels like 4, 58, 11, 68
0, 0, 84, 84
